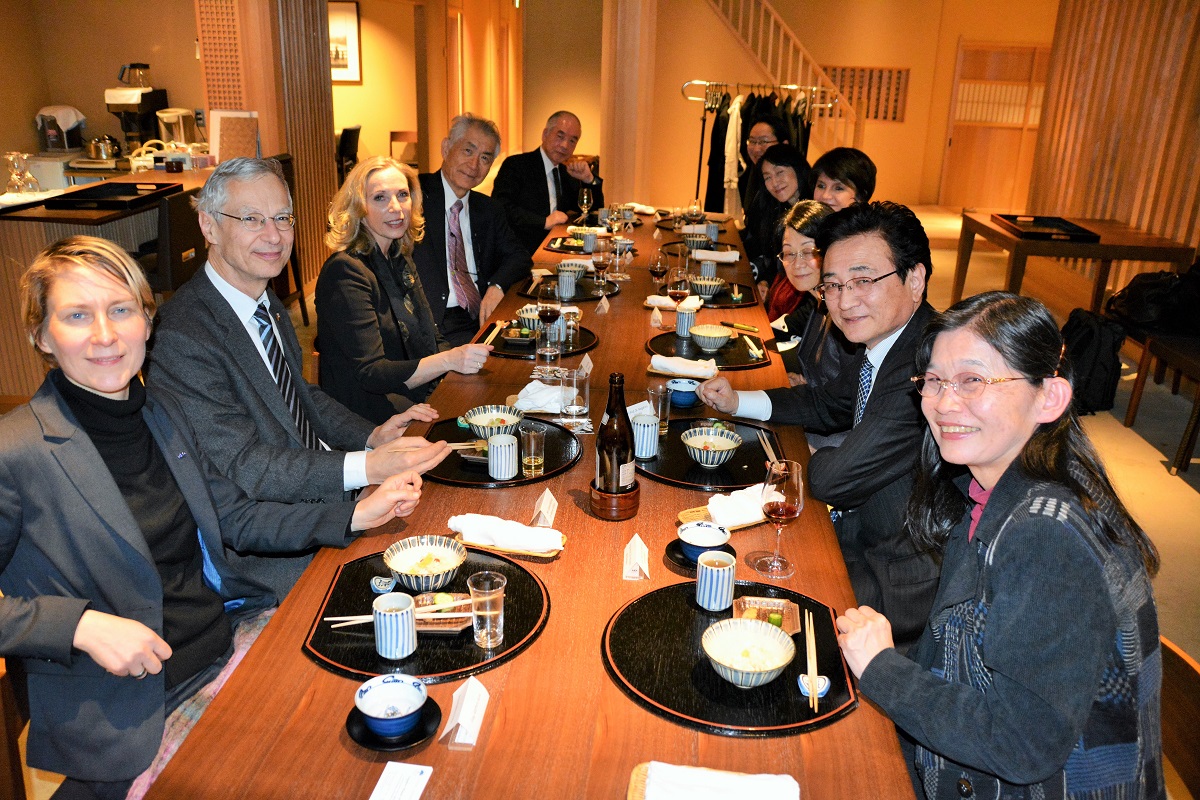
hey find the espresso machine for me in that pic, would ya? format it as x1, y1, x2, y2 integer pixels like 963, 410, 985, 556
105, 64, 168, 153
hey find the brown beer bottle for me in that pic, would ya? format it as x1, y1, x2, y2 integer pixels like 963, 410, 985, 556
596, 372, 635, 494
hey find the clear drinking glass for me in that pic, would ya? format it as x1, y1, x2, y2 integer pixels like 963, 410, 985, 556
577, 186, 593, 225
752, 460, 803, 578
468, 571, 506, 649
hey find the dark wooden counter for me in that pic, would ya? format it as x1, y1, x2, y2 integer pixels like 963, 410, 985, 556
144, 218, 915, 800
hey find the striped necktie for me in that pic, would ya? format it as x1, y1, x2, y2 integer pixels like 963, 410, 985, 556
253, 303, 319, 450
447, 199, 481, 316
854, 358, 874, 427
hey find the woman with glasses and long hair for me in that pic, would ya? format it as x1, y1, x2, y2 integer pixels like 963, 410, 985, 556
316, 156, 494, 424
837, 291, 1163, 799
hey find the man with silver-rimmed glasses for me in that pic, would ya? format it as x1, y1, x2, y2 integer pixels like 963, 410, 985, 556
148, 157, 449, 599
698, 201, 940, 648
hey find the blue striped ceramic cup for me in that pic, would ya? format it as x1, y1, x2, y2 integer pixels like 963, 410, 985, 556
632, 414, 659, 460
675, 309, 696, 337
373, 592, 417, 660
488, 433, 518, 480
696, 550, 736, 612
699, 260, 717, 278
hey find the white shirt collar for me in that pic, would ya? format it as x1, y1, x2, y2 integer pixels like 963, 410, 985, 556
539, 148, 557, 176
864, 309, 917, 372
440, 172, 469, 211
206, 262, 270, 324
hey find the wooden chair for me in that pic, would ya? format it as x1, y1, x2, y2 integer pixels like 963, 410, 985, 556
1162, 637, 1200, 797
137, 188, 206, 297
1123, 335, 1200, 474
335, 126, 361, 186
267, 153, 310, 327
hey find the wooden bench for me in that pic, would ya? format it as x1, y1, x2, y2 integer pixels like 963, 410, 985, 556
1162, 637, 1200, 797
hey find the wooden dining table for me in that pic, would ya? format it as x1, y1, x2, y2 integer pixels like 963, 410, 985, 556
145, 214, 915, 799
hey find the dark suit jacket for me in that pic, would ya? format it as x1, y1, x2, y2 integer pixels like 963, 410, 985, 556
0, 377, 356, 780
768, 302, 940, 645
491, 148, 605, 255
147, 268, 376, 594
316, 247, 449, 424
411, 171, 531, 331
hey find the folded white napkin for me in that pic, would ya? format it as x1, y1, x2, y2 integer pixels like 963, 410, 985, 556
707, 212, 733, 223
707, 483, 772, 528
681, 224, 710, 234
531, 267, 553, 279
514, 380, 574, 412
691, 249, 739, 263
677, 296, 703, 312
447, 514, 564, 553
650, 354, 717, 379
628, 202, 656, 215
645, 762, 799, 800
645, 295, 677, 309
561, 305, 582, 319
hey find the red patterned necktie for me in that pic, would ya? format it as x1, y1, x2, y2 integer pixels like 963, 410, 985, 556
447, 199, 481, 316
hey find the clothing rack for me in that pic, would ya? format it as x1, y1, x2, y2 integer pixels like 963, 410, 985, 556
682, 79, 836, 210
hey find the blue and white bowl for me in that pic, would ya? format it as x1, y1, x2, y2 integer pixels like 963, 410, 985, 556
355, 674, 427, 739
676, 520, 731, 562
516, 304, 541, 331
464, 404, 524, 439
681, 427, 743, 469
382, 535, 467, 593
667, 378, 701, 408
702, 618, 796, 689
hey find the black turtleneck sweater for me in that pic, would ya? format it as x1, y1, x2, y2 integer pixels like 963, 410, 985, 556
54, 371, 232, 688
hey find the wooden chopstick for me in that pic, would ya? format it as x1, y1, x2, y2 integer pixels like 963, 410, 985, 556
482, 324, 502, 346
324, 615, 372, 623
757, 429, 779, 465
448, 441, 485, 451
805, 610, 819, 713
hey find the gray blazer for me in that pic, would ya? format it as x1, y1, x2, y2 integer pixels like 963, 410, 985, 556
0, 376, 356, 780
147, 268, 377, 594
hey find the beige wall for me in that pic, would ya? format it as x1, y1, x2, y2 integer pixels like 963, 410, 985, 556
0, 0, 202, 153
520, 0, 604, 157
0, 0, 50, 152
332, 0, 419, 161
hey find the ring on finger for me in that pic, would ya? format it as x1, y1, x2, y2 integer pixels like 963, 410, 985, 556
132, 667, 148, 680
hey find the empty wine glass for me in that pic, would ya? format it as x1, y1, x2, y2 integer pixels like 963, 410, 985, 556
752, 459, 803, 578
577, 186, 593, 225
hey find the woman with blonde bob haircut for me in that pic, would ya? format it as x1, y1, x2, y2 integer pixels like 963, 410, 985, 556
317, 156, 493, 423
1, 235, 422, 797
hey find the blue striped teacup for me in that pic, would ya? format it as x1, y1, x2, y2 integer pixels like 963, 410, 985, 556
696, 551, 736, 612
632, 414, 659, 460
373, 592, 417, 660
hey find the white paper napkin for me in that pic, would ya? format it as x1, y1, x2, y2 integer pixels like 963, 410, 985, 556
691, 249, 739, 263
677, 296, 703, 312
644, 762, 799, 800
707, 483, 772, 528
447, 514, 564, 553
681, 224, 710, 234
650, 354, 718, 379
513, 380, 573, 412
628, 202, 656, 215
368, 763, 433, 800
645, 295, 677, 309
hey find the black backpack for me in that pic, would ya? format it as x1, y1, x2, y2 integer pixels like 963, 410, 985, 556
1061, 308, 1125, 415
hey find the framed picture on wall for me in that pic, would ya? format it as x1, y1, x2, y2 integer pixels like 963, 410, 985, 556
328, 2, 361, 84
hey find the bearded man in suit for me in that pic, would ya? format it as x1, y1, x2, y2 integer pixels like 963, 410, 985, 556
491, 110, 605, 256
411, 114, 532, 346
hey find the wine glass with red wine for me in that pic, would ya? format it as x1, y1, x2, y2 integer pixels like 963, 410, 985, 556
537, 283, 561, 326
753, 459, 803, 578
665, 265, 690, 305
648, 250, 669, 286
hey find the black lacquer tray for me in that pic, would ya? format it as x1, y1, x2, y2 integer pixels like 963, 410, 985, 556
660, 241, 738, 258
544, 237, 640, 256
478, 321, 599, 361
635, 418, 782, 491
423, 416, 582, 488
601, 581, 857, 736
305, 548, 550, 683
516, 276, 620, 301
655, 220, 727, 233
990, 214, 1100, 243
44, 181, 182, 210
646, 331, 770, 370
656, 283, 757, 309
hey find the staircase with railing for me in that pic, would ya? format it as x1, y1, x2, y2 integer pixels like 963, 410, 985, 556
707, 0, 861, 156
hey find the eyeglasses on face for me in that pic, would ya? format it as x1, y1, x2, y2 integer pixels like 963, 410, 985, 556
747, 137, 778, 147
817, 270, 898, 298
777, 247, 818, 265
910, 372, 1031, 399
217, 212, 297, 231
